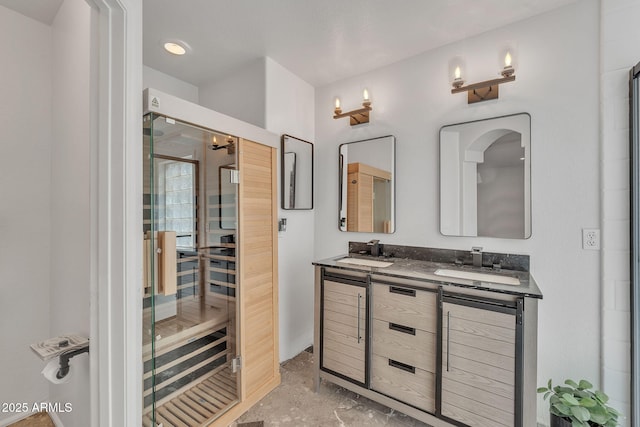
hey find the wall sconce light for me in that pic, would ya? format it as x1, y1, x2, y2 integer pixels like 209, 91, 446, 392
333, 89, 372, 126
451, 51, 516, 104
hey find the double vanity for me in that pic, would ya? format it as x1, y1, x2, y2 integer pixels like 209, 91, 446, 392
313, 243, 542, 427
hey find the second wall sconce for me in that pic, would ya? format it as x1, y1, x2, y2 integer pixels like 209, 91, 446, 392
334, 89, 372, 126
451, 51, 516, 104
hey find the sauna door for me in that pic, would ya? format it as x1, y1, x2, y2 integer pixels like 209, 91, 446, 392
143, 113, 239, 426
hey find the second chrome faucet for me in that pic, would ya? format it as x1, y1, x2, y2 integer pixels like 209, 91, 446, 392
367, 239, 381, 257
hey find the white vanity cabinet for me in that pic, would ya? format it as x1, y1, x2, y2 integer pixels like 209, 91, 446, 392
314, 266, 539, 427
371, 281, 437, 412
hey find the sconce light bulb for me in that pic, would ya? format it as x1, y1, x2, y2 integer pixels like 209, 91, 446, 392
213, 136, 217, 144
505, 52, 512, 67
363, 89, 369, 102
454, 66, 461, 79
335, 98, 341, 109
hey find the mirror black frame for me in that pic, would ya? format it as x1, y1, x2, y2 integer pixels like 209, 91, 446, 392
338, 135, 396, 233
281, 134, 314, 210
439, 112, 531, 239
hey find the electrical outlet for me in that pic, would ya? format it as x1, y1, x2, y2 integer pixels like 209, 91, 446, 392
582, 228, 600, 250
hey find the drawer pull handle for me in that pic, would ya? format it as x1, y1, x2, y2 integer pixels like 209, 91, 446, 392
389, 286, 416, 297
446, 311, 451, 372
357, 293, 362, 344
389, 323, 416, 336
388, 359, 416, 374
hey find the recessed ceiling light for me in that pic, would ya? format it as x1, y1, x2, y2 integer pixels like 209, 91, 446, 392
163, 41, 187, 56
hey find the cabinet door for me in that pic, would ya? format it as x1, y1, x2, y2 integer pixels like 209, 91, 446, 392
441, 301, 517, 427
322, 280, 367, 384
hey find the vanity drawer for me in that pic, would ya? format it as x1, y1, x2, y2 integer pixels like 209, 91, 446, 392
371, 354, 435, 413
372, 283, 437, 333
371, 319, 436, 373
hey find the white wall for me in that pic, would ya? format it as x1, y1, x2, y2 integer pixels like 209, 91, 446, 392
314, 2, 600, 425
265, 57, 315, 361
0, 6, 52, 425
48, 1, 92, 425
143, 65, 199, 104
199, 58, 267, 128
600, 0, 640, 422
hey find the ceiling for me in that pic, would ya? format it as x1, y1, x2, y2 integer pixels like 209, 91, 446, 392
143, 0, 579, 88
0, 0, 62, 24
0, 0, 579, 87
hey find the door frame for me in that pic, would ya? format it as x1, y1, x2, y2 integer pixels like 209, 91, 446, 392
86, 0, 142, 425
629, 61, 640, 427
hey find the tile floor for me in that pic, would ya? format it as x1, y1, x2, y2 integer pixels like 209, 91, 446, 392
232, 350, 429, 427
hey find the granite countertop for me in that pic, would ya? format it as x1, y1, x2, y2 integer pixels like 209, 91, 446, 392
313, 254, 543, 299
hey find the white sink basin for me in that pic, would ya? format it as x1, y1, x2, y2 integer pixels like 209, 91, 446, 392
434, 268, 520, 286
336, 257, 394, 268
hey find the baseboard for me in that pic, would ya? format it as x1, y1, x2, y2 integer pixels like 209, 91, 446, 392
0, 412, 29, 427
49, 412, 64, 427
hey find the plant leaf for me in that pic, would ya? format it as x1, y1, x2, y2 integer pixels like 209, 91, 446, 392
562, 393, 581, 406
595, 390, 609, 404
548, 379, 553, 389
589, 410, 609, 425
578, 379, 593, 390
574, 390, 589, 399
537, 387, 548, 393
555, 403, 572, 416
544, 391, 551, 400
565, 379, 579, 388
570, 405, 590, 422
579, 397, 597, 408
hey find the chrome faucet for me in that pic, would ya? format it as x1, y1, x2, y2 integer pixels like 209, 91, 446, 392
367, 240, 381, 257
471, 246, 483, 267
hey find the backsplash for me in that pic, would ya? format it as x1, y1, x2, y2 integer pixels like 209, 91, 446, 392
348, 241, 530, 272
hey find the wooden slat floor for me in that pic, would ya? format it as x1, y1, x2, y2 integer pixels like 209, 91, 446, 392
143, 367, 238, 427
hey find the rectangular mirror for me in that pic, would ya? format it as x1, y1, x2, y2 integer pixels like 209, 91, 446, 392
440, 113, 531, 239
339, 135, 395, 233
281, 134, 313, 210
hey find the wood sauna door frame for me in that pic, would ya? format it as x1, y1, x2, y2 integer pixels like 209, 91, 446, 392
236, 138, 280, 404
437, 292, 524, 427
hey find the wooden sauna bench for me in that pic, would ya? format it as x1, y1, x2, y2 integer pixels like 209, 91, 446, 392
142, 298, 231, 355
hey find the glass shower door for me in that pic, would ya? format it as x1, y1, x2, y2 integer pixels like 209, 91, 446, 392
142, 113, 239, 427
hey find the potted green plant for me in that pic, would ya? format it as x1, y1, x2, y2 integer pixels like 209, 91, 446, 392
537, 379, 621, 427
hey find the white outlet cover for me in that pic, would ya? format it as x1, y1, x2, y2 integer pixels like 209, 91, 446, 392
582, 228, 601, 250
